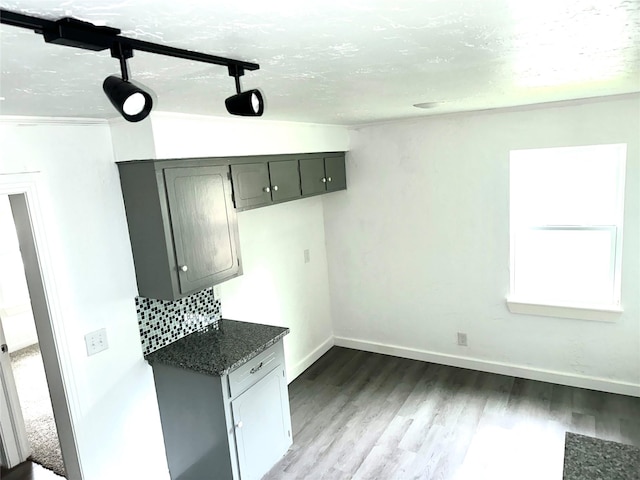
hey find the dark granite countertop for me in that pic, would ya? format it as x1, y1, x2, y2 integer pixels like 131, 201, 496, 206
145, 318, 289, 376
563, 432, 640, 480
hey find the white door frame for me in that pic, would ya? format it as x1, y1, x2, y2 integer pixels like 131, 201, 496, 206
0, 314, 31, 467
0, 173, 84, 479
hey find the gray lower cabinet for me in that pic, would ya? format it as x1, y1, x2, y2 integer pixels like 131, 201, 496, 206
117, 160, 242, 301
232, 367, 291, 480
152, 341, 292, 480
231, 159, 301, 210
300, 154, 347, 195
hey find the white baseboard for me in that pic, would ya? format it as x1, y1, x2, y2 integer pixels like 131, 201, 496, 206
288, 336, 335, 383
334, 336, 640, 398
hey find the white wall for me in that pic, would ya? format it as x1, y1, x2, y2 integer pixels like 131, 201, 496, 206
324, 95, 640, 396
150, 112, 349, 159
146, 112, 350, 379
0, 119, 169, 479
221, 198, 336, 380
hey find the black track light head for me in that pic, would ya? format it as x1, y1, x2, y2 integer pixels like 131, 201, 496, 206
103, 76, 153, 122
225, 89, 265, 117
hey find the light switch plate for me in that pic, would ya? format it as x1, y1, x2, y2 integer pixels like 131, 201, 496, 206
304, 249, 310, 263
85, 328, 108, 356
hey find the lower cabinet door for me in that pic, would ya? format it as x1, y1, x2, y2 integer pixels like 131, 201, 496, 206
231, 365, 291, 480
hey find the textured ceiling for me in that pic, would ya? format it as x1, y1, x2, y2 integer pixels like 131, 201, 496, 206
1, 0, 639, 125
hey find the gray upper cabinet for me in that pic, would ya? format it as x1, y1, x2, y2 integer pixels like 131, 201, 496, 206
300, 154, 346, 195
231, 159, 301, 211
230, 163, 272, 210
117, 152, 344, 299
269, 159, 301, 203
164, 166, 241, 295
324, 155, 347, 192
118, 160, 241, 301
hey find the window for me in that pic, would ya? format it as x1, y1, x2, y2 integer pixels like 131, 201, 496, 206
508, 144, 626, 319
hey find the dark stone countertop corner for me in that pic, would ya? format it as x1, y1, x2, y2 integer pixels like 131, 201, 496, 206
145, 318, 289, 376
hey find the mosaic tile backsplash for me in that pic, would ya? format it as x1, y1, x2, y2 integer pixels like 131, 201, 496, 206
135, 287, 221, 356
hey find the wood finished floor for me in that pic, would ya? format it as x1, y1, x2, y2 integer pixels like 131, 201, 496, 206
0, 461, 62, 480
265, 347, 640, 480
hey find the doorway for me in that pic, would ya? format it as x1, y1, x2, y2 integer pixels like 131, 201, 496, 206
0, 176, 83, 479
0, 193, 64, 475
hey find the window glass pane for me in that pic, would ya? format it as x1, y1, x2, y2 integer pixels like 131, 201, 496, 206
514, 228, 615, 304
511, 144, 625, 225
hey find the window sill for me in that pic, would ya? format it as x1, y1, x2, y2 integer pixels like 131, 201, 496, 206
506, 297, 623, 322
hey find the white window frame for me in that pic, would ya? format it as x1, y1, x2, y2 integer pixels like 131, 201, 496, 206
507, 144, 626, 321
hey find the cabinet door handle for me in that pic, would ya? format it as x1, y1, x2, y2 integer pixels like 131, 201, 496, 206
272, 185, 279, 191
179, 265, 188, 272
263, 186, 271, 193
321, 177, 327, 183
250, 361, 264, 374
235, 421, 243, 429
327, 177, 332, 182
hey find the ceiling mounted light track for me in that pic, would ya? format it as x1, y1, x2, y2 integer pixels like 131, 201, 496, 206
0, 9, 264, 122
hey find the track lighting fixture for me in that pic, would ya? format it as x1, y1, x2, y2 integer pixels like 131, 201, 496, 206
0, 10, 265, 122
225, 65, 265, 117
102, 43, 153, 122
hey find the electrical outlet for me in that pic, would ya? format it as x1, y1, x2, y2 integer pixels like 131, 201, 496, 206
457, 332, 468, 346
85, 328, 108, 356
304, 249, 310, 264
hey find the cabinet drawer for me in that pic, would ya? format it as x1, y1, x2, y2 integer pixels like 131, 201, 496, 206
228, 343, 284, 399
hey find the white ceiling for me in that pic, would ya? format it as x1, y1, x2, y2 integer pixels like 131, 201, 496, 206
1, 0, 639, 125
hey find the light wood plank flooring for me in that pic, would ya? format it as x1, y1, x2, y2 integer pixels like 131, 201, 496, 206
265, 347, 640, 480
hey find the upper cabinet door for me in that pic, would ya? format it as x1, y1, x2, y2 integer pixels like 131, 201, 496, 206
164, 165, 240, 295
268, 160, 301, 203
324, 155, 347, 192
230, 163, 272, 210
300, 154, 347, 196
299, 157, 327, 196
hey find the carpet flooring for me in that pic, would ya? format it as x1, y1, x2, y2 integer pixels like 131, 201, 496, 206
563, 432, 640, 480
10, 344, 65, 478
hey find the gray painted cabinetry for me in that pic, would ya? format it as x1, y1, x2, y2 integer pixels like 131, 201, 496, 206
230, 158, 301, 210
117, 159, 242, 301
230, 152, 347, 211
300, 154, 347, 195
118, 152, 345, 301
152, 340, 292, 480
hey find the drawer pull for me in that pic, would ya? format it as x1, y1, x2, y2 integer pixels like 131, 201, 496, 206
250, 362, 264, 374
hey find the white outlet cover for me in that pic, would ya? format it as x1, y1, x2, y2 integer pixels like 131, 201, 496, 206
85, 328, 108, 356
